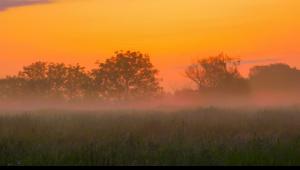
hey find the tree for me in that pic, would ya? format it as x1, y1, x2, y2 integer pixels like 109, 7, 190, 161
249, 63, 300, 93
64, 64, 92, 101
15, 61, 93, 101
18, 61, 50, 98
0, 76, 27, 100
185, 53, 249, 95
47, 63, 68, 99
19, 61, 48, 80
92, 51, 163, 101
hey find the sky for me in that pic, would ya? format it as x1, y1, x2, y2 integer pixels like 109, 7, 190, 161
0, 0, 300, 91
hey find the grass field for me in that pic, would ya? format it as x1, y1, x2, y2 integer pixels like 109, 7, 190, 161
1, 107, 300, 166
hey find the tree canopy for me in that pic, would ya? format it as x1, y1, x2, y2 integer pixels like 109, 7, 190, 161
185, 53, 249, 95
92, 51, 162, 101
0, 61, 92, 101
0, 51, 163, 102
249, 63, 300, 93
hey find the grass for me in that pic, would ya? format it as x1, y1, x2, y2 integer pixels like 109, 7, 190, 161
0, 107, 300, 166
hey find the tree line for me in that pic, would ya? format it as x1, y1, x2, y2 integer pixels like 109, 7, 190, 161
1, 51, 300, 103
0, 51, 162, 102
183, 53, 300, 101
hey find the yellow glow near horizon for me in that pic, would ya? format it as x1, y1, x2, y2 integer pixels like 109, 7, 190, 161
0, 0, 300, 90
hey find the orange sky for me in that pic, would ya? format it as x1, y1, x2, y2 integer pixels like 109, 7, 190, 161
0, 0, 300, 91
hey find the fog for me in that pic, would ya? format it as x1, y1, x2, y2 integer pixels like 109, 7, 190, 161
0, 91, 300, 112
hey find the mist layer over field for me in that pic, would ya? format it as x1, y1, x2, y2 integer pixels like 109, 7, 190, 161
1, 108, 300, 166
0, 91, 299, 112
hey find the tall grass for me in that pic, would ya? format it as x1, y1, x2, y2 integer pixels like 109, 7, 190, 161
0, 108, 300, 166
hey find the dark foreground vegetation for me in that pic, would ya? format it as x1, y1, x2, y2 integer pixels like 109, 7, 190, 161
1, 108, 300, 166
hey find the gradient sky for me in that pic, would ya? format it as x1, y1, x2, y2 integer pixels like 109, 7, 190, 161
0, 0, 300, 91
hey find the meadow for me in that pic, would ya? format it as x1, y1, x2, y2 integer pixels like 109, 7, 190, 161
0, 107, 300, 166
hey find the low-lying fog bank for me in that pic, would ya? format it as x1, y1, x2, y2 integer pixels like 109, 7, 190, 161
0, 93, 300, 112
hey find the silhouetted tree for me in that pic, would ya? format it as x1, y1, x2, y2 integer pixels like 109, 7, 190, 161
64, 64, 92, 101
0, 76, 27, 100
18, 61, 50, 98
185, 53, 249, 95
92, 51, 162, 101
19, 61, 48, 80
249, 63, 300, 94
6, 61, 93, 101
47, 63, 68, 99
